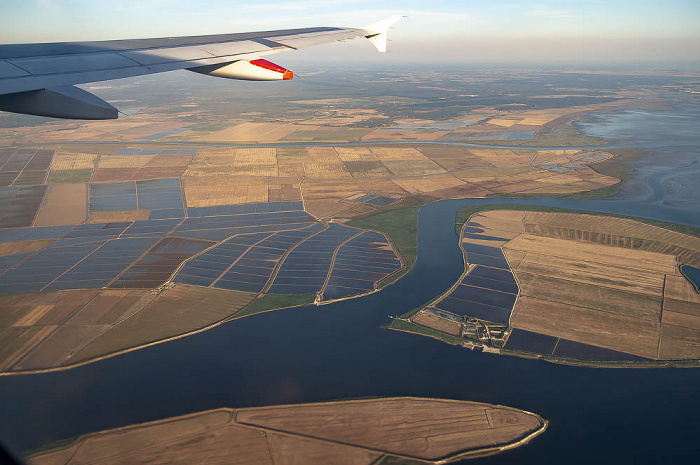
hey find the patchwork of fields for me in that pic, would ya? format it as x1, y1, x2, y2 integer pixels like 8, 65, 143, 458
0, 199, 401, 373
0, 145, 618, 229
395, 210, 700, 366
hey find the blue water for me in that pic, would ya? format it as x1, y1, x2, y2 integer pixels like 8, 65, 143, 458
680, 265, 700, 293
2, 99, 700, 463
0, 196, 699, 464
137, 127, 192, 140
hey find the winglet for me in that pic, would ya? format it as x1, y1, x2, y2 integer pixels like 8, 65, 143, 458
363, 15, 404, 53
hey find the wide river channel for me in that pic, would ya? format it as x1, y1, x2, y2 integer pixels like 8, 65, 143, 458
1, 103, 699, 463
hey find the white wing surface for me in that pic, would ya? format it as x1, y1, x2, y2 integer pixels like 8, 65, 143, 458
0, 15, 402, 119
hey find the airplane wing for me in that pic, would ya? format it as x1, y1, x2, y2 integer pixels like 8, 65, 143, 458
0, 15, 402, 120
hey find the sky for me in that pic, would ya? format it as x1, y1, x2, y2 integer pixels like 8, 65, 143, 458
1, 0, 699, 65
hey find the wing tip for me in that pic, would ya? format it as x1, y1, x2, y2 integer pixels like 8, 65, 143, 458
364, 15, 405, 53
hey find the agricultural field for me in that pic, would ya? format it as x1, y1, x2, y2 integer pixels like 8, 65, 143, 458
0, 142, 621, 224
28, 397, 547, 465
389, 210, 700, 366
0, 67, 680, 377
0, 201, 402, 374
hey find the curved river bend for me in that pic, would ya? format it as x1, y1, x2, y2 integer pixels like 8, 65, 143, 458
1, 195, 699, 464
3, 103, 700, 463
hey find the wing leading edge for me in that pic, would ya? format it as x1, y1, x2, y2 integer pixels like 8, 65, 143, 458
0, 15, 402, 120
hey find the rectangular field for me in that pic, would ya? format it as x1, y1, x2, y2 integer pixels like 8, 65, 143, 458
411, 310, 462, 336
33, 183, 87, 227
183, 176, 268, 207
510, 295, 660, 358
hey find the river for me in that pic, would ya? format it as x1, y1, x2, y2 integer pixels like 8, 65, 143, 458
1, 101, 699, 463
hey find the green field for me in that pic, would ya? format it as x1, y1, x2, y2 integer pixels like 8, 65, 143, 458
47, 169, 93, 183
230, 293, 316, 320
386, 319, 465, 346
348, 196, 436, 287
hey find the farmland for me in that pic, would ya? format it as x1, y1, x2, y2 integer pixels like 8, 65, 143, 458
0, 200, 402, 374
389, 209, 700, 367
28, 397, 547, 465
0, 67, 688, 376
0, 141, 621, 224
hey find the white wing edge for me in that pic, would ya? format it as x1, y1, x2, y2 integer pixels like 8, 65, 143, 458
363, 15, 405, 53
0, 16, 404, 119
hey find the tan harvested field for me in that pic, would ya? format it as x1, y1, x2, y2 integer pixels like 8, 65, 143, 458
87, 210, 150, 223
393, 173, 465, 194
468, 211, 525, 236
354, 178, 409, 196
0, 286, 255, 373
336, 147, 391, 178
134, 167, 189, 180
511, 253, 666, 296
69, 285, 256, 364
96, 155, 154, 169
68, 289, 153, 325
453, 210, 700, 362
531, 150, 579, 164
412, 309, 462, 336
268, 178, 302, 202
663, 276, 700, 304
488, 118, 520, 128
304, 147, 351, 179
419, 145, 494, 171
183, 176, 268, 207
663, 298, 700, 317
453, 167, 538, 181
304, 199, 355, 219
14, 324, 111, 370
29, 398, 546, 465
362, 129, 450, 142
192, 122, 299, 143
518, 116, 558, 125
33, 183, 87, 226
0, 326, 56, 371
301, 179, 364, 200
299, 176, 411, 218
466, 148, 535, 167
334, 146, 377, 162
237, 398, 544, 461
276, 147, 307, 177
658, 324, 700, 359
0, 290, 99, 371
510, 295, 660, 358
91, 168, 137, 182
184, 148, 278, 177
662, 311, 700, 331
523, 212, 700, 266
50, 152, 97, 171
516, 272, 663, 322
506, 235, 677, 274
0, 290, 99, 328
371, 147, 444, 176
144, 153, 193, 167
0, 239, 54, 257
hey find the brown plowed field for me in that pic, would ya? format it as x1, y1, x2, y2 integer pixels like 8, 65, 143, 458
33, 183, 87, 226
412, 309, 462, 336
30, 398, 546, 465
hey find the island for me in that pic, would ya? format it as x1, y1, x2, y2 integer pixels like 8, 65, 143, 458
388, 208, 700, 367
27, 397, 547, 465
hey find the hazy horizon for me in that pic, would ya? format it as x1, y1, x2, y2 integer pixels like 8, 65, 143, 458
1, 0, 698, 65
